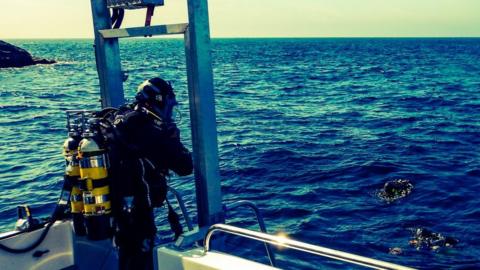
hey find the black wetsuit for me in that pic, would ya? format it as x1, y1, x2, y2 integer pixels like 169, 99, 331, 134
108, 105, 193, 270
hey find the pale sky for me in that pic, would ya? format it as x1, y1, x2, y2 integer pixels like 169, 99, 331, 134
0, 0, 479, 39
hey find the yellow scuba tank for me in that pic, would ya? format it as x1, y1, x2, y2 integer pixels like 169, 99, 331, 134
78, 124, 112, 240
62, 135, 86, 236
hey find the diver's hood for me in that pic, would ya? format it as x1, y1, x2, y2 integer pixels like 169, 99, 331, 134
135, 78, 178, 123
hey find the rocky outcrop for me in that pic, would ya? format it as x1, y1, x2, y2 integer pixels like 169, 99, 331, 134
0, 40, 55, 68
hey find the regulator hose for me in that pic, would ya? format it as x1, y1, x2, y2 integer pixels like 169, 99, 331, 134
111, 8, 124, 29
113, 9, 125, 29
0, 186, 69, 253
0, 221, 55, 253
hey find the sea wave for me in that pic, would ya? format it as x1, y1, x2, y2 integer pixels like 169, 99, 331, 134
0, 38, 479, 269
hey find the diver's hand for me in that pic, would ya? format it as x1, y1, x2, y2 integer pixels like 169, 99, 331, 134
165, 124, 180, 139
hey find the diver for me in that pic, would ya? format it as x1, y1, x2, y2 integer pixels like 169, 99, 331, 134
107, 77, 193, 270
409, 228, 458, 251
378, 179, 413, 203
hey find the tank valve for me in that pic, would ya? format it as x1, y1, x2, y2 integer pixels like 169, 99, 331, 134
15, 205, 40, 232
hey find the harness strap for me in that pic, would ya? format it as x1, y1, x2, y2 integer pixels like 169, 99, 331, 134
139, 159, 152, 207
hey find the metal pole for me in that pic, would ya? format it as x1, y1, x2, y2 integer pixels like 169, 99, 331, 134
185, 0, 223, 228
90, 0, 125, 108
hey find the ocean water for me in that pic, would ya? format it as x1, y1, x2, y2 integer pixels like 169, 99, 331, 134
0, 38, 479, 269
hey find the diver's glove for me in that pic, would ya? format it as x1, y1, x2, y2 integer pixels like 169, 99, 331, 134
164, 123, 180, 139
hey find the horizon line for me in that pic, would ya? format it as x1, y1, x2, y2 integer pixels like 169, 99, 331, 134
2, 36, 480, 40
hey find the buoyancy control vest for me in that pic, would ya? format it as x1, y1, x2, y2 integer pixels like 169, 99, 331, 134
97, 105, 169, 210
100, 105, 186, 240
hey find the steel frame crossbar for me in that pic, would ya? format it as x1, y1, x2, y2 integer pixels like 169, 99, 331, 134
99, 23, 188, 39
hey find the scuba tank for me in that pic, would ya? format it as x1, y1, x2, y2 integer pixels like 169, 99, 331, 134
62, 132, 86, 236
78, 118, 112, 240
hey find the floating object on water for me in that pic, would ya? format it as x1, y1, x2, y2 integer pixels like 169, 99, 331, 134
378, 179, 413, 202
388, 247, 403, 255
409, 228, 458, 251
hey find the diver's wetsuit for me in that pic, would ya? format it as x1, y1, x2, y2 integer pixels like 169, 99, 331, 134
108, 105, 193, 270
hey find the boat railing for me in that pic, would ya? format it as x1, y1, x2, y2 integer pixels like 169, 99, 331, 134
224, 200, 277, 267
204, 224, 416, 270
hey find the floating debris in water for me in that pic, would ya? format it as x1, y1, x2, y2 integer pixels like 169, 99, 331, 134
378, 179, 413, 203
409, 228, 458, 251
388, 247, 403, 255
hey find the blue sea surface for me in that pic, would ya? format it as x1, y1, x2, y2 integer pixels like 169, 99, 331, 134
0, 38, 479, 269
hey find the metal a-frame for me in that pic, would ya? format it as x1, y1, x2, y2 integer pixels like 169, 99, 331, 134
89, 0, 222, 230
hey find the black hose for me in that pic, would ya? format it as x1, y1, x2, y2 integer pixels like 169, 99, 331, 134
111, 8, 119, 27
96, 107, 119, 119
166, 200, 183, 240
113, 9, 125, 29
0, 221, 55, 253
0, 187, 68, 253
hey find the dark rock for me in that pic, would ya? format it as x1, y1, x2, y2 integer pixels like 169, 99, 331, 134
32, 57, 56, 65
0, 40, 55, 68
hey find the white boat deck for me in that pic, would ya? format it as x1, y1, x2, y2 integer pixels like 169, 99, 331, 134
0, 221, 279, 270
155, 247, 279, 270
